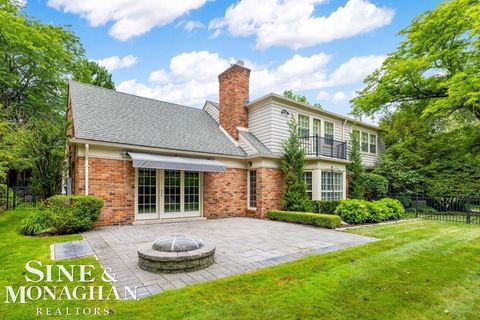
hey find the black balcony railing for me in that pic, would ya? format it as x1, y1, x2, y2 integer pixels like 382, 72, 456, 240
300, 135, 347, 159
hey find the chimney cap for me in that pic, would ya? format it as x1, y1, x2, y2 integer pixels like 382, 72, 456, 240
235, 60, 244, 67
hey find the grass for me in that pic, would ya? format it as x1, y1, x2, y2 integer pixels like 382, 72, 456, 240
1, 209, 480, 319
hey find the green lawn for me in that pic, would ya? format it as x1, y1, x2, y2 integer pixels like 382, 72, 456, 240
1, 209, 480, 319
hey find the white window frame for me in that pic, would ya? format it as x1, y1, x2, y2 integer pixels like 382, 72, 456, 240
303, 171, 313, 200
247, 170, 257, 210
320, 171, 344, 201
352, 129, 377, 155
297, 114, 310, 137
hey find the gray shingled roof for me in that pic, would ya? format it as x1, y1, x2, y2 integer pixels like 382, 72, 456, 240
69, 80, 245, 157
239, 131, 273, 156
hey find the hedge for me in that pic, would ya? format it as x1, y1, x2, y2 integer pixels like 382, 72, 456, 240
335, 198, 405, 224
19, 195, 104, 235
266, 210, 341, 229
311, 200, 340, 214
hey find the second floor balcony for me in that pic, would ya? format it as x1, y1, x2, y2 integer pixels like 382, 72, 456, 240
300, 135, 347, 160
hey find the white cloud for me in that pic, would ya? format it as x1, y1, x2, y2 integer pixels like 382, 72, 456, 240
95, 55, 138, 72
47, 0, 208, 40
209, 0, 394, 49
117, 51, 382, 107
184, 20, 204, 31
329, 54, 386, 86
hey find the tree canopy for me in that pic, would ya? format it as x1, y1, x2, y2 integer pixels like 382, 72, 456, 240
283, 90, 322, 109
352, 0, 480, 129
0, 0, 115, 197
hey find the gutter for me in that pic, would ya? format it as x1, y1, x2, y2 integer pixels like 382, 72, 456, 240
85, 143, 89, 195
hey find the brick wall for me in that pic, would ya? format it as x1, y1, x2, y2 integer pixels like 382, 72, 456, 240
73, 156, 135, 226
218, 63, 250, 140
255, 168, 284, 217
203, 168, 248, 218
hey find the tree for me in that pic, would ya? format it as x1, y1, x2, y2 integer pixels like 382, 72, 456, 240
281, 118, 312, 212
346, 131, 365, 199
0, 0, 83, 124
73, 60, 115, 89
283, 90, 322, 109
0, 1, 114, 197
352, 0, 480, 149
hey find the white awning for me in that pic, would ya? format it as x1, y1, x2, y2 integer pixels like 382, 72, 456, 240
128, 152, 227, 172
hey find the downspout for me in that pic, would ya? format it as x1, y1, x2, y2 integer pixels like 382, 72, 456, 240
85, 143, 89, 195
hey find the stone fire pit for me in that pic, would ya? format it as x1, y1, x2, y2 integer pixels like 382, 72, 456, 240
137, 235, 215, 273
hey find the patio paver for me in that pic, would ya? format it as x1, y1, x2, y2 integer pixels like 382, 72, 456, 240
83, 217, 376, 298
52, 240, 94, 260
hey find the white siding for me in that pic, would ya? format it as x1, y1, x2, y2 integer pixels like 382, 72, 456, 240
248, 102, 383, 167
203, 103, 219, 123
238, 134, 256, 155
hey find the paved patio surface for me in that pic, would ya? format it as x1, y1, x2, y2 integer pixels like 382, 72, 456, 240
52, 240, 94, 260
83, 217, 376, 298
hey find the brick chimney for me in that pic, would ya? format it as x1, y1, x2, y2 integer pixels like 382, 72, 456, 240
218, 60, 250, 140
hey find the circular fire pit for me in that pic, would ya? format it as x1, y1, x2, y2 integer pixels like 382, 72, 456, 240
138, 235, 215, 273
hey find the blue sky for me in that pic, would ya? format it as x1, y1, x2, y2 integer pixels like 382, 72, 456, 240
27, 0, 441, 117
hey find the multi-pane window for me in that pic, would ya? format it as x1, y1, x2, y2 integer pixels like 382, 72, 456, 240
184, 171, 200, 212
324, 121, 334, 145
298, 115, 310, 137
321, 171, 343, 200
313, 119, 321, 153
369, 134, 377, 154
361, 132, 369, 153
164, 170, 181, 213
303, 171, 313, 200
137, 169, 156, 214
248, 171, 257, 208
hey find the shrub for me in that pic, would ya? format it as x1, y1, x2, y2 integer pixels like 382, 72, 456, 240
19, 210, 50, 236
367, 201, 392, 222
376, 198, 405, 219
363, 173, 389, 201
311, 200, 340, 214
266, 210, 341, 229
335, 199, 371, 224
44, 195, 103, 234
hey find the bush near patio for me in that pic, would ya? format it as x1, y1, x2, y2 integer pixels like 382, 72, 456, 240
19, 195, 103, 235
311, 200, 340, 214
335, 198, 405, 224
266, 210, 341, 229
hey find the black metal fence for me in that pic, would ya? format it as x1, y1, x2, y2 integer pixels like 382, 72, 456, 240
391, 193, 480, 224
300, 135, 347, 159
0, 186, 38, 211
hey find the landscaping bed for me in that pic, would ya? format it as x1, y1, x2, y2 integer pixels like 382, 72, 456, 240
2, 209, 480, 319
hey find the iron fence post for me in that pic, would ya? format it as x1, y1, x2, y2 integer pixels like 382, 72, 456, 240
12, 187, 16, 209
466, 196, 471, 224
315, 135, 319, 157
6, 186, 8, 210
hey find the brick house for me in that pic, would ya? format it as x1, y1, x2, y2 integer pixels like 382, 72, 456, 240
67, 61, 383, 226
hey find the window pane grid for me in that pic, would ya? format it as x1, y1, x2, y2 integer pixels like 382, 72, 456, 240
304, 172, 313, 200
137, 169, 156, 214
249, 171, 257, 208
321, 171, 343, 200
361, 132, 369, 152
298, 115, 310, 137
369, 134, 377, 154
324, 121, 334, 145
184, 171, 200, 212
164, 170, 181, 213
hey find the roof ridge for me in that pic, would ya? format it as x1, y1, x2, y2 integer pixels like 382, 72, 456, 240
69, 79, 204, 112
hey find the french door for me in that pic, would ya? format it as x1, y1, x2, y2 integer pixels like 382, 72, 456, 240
136, 169, 201, 220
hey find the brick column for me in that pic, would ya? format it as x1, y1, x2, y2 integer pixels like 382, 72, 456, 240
255, 168, 284, 218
